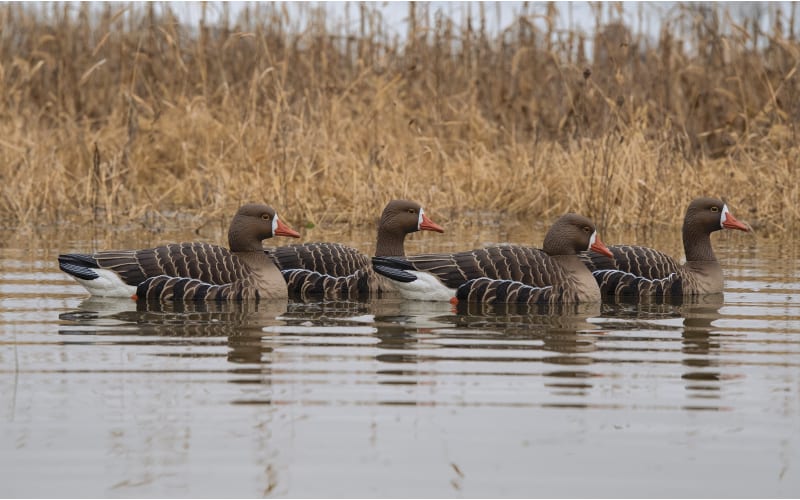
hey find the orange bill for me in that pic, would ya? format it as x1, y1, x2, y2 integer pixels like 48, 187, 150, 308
420, 214, 445, 233
722, 211, 750, 232
591, 234, 614, 258
275, 218, 301, 238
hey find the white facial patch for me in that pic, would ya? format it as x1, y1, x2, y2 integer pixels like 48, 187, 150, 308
417, 208, 425, 230
272, 214, 279, 234
720, 204, 729, 228
587, 231, 597, 251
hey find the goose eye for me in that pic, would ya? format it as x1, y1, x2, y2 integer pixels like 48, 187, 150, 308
261, 213, 271, 220
710, 206, 719, 213
583, 226, 591, 233
407, 209, 416, 214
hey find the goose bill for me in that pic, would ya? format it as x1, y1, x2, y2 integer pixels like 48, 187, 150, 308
419, 212, 445, 233
589, 232, 614, 258
274, 216, 301, 238
720, 206, 750, 232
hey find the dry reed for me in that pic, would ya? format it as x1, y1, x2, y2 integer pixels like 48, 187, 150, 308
0, 2, 797, 236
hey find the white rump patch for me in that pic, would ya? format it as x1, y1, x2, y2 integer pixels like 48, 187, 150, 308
69, 268, 137, 298
390, 271, 456, 301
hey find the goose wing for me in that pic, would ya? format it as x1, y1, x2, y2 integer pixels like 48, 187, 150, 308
59, 242, 246, 286
135, 274, 260, 301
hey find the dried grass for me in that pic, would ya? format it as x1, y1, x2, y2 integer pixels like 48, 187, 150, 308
0, 2, 797, 236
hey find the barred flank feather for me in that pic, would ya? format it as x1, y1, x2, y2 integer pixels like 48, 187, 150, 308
456, 277, 555, 304
136, 274, 263, 301
280, 266, 373, 300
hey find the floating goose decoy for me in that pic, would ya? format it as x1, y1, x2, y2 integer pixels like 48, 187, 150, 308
372, 213, 613, 304
270, 199, 444, 299
580, 197, 751, 299
58, 204, 300, 300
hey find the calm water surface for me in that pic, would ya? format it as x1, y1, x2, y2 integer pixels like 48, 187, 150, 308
1, 224, 798, 497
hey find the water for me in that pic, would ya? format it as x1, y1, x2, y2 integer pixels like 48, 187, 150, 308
1, 225, 798, 497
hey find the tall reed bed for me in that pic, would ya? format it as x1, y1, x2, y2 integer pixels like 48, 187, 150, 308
0, 3, 797, 235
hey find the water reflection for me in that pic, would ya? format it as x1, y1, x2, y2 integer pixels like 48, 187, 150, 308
55, 292, 732, 411
595, 294, 729, 410
678, 295, 729, 409
59, 297, 288, 364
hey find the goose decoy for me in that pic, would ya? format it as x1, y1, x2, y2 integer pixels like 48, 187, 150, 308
372, 213, 613, 304
269, 199, 444, 299
58, 204, 300, 300
580, 197, 751, 299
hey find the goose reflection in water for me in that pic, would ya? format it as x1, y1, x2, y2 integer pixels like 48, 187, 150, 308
58, 297, 289, 364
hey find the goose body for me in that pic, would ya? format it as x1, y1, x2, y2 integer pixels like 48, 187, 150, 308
581, 197, 750, 299
270, 200, 444, 299
373, 213, 613, 304
59, 204, 300, 301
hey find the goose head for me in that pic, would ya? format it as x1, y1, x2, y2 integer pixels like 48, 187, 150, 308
228, 203, 300, 252
544, 213, 613, 258
380, 200, 445, 235
685, 197, 750, 234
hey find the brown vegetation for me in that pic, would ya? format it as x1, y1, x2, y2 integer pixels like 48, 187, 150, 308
0, 2, 797, 236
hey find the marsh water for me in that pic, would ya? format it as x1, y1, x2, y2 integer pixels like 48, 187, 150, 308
1, 221, 798, 497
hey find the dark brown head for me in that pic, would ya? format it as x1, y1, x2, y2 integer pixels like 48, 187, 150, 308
379, 200, 444, 235
684, 197, 750, 234
543, 213, 613, 257
228, 203, 300, 252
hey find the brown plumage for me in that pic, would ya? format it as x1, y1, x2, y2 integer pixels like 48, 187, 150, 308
580, 197, 751, 299
372, 213, 613, 304
270, 199, 444, 299
58, 204, 300, 301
